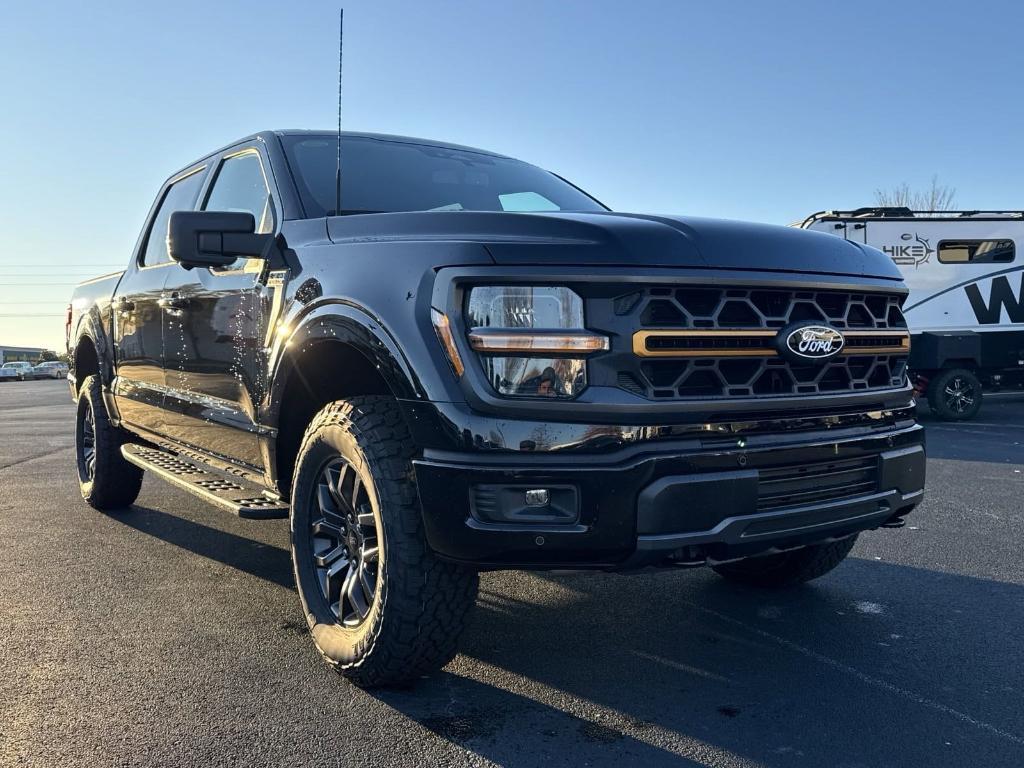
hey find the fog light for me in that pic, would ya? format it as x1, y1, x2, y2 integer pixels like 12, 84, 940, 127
470, 484, 579, 525
525, 489, 550, 507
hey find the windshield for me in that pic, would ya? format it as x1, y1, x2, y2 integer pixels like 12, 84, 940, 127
280, 134, 606, 218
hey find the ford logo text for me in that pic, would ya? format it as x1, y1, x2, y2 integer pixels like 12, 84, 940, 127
783, 325, 845, 361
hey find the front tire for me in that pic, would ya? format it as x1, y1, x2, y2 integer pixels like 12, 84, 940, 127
928, 367, 982, 421
290, 396, 479, 687
75, 375, 144, 510
712, 535, 858, 588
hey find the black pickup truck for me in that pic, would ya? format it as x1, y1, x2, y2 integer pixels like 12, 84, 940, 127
67, 130, 925, 685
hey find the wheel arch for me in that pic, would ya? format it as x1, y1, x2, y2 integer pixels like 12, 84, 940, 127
265, 304, 423, 495
71, 316, 113, 398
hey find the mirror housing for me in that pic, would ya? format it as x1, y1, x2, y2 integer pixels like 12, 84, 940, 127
168, 211, 272, 269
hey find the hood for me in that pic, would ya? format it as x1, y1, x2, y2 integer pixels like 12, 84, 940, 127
326, 210, 901, 280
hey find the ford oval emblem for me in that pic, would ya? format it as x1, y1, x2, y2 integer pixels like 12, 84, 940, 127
780, 323, 845, 363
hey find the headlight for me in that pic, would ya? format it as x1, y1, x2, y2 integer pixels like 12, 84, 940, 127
463, 286, 608, 398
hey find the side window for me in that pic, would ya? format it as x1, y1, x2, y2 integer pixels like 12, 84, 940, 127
140, 169, 205, 266
938, 239, 1015, 264
203, 152, 274, 234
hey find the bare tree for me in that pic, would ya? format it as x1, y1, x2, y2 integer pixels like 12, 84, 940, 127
875, 176, 956, 211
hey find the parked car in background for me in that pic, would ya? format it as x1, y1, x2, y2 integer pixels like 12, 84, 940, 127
1, 361, 36, 381
33, 360, 69, 379
0, 366, 19, 382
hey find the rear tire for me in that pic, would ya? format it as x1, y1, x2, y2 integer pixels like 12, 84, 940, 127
290, 396, 478, 687
712, 535, 858, 588
928, 368, 982, 421
75, 375, 144, 510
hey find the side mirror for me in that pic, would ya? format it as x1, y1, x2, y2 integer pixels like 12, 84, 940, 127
167, 211, 272, 269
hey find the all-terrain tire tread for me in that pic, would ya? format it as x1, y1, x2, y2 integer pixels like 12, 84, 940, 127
293, 396, 478, 686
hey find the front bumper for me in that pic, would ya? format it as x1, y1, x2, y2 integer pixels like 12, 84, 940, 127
413, 420, 925, 570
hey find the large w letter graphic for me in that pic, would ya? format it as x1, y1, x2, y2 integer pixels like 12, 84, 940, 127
965, 274, 1024, 324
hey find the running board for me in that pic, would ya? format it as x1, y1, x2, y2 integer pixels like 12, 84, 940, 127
121, 444, 289, 519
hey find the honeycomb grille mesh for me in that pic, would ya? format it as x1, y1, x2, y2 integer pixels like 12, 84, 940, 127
616, 286, 909, 400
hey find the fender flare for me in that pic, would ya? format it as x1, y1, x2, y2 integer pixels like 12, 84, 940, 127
265, 301, 422, 429
72, 309, 114, 391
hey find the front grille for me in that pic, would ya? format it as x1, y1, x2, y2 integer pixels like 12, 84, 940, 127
757, 455, 879, 511
612, 286, 909, 400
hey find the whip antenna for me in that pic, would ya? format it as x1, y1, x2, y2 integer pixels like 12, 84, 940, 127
335, 8, 344, 216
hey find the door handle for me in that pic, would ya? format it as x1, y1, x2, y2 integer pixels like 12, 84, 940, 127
158, 294, 190, 311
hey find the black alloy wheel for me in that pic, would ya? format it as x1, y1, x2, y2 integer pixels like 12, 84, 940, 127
928, 367, 983, 421
943, 374, 976, 415
309, 457, 381, 626
78, 398, 97, 483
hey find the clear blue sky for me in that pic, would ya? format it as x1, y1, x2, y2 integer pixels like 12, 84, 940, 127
2, 0, 1023, 351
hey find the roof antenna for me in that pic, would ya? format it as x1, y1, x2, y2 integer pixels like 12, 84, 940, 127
335, 8, 344, 216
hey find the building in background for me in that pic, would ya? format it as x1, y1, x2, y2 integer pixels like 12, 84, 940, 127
0, 345, 54, 364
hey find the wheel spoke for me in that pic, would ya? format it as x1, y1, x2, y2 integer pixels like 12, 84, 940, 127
316, 483, 340, 516
351, 474, 362, 514
313, 543, 346, 568
358, 562, 376, 604
325, 557, 349, 611
308, 456, 381, 625
327, 464, 349, 509
346, 566, 370, 619
311, 518, 344, 539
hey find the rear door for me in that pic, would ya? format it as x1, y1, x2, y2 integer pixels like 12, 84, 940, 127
112, 167, 207, 436
160, 146, 276, 468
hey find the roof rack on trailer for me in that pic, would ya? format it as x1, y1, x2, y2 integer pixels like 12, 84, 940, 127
797, 208, 1024, 228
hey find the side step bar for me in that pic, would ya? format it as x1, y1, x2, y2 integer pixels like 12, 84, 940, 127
121, 443, 289, 519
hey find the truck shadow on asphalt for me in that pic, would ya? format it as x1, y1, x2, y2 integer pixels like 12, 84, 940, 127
117, 506, 295, 590
117, 505, 1023, 766
377, 563, 1024, 766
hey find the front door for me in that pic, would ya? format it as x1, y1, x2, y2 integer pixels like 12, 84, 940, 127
160, 148, 276, 469
112, 167, 207, 436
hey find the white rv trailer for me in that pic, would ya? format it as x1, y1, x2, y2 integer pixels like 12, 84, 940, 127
798, 208, 1024, 419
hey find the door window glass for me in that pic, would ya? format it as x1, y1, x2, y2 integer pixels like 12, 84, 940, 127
204, 152, 274, 234
140, 169, 205, 266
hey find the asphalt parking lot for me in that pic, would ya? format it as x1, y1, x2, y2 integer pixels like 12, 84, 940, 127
1, 380, 1022, 767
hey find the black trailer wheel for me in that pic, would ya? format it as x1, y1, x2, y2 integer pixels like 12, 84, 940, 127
75, 375, 144, 510
928, 368, 983, 421
712, 535, 858, 588
290, 396, 478, 687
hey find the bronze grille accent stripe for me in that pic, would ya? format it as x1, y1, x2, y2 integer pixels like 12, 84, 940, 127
633, 329, 910, 358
